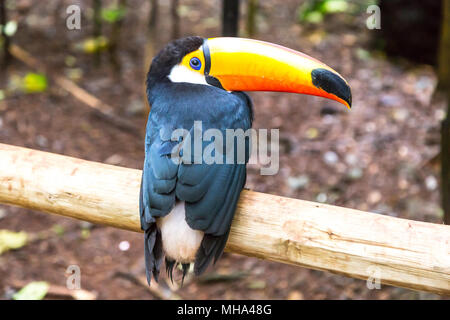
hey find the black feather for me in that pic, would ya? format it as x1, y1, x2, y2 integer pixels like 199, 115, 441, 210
165, 258, 176, 283
144, 224, 163, 285
181, 263, 190, 286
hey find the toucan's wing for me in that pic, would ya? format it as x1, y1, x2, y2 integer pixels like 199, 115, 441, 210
140, 124, 179, 284
177, 162, 247, 274
175, 91, 252, 275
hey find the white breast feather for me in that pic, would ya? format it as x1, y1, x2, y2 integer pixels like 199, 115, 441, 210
156, 201, 204, 263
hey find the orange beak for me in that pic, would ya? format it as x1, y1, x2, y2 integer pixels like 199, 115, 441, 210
203, 37, 351, 109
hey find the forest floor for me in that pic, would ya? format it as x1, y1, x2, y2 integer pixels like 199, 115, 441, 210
0, 0, 447, 299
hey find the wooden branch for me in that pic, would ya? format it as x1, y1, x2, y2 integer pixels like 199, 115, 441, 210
0, 143, 449, 295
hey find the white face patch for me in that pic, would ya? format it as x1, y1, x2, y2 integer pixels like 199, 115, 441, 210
168, 64, 210, 86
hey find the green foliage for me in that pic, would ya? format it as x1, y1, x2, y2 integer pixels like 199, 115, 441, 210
65, 68, 83, 81
355, 48, 371, 60
13, 282, 49, 300
298, 0, 349, 24
52, 224, 65, 237
0, 20, 17, 36
64, 55, 77, 67
297, 0, 373, 24
101, 5, 126, 23
80, 228, 90, 240
0, 230, 28, 255
77, 36, 109, 54
247, 280, 266, 289
22, 73, 48, 93
321, 0, 349, 13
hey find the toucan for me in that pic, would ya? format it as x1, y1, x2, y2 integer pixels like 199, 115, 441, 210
140, 36, 351, 285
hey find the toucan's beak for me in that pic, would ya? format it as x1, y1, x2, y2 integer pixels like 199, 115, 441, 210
203, 37, 352, 109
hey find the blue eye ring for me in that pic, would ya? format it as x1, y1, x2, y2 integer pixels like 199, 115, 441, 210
189, 57, 201, 70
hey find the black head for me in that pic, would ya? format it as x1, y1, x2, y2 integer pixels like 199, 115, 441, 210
147, 36, 204, 91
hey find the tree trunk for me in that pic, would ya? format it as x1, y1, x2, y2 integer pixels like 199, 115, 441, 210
222, 0, 239, 37
144, 0, 159, 119
109, 0, 127, 73
379, 0, 442, 65
246, 0, 257, 37
437, 0, 450, 224
171, 0, 180, 40
443, 109, 450, 225
92, 0, 102, 66
0, 0, 11, 66
438, 0, 450, 91
149, 0, 158, 31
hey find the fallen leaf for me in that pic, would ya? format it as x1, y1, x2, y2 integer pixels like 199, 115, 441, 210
0, 230, 28, 255
13, 282, 49, 300
22, 73, 47, 93
247, 280, 266, 289
287, 290, 304, 300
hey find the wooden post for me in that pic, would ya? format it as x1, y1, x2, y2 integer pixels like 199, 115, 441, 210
222, 0, 239, 37
0, 143, 449, 295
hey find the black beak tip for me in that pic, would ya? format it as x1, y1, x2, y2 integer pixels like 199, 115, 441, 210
311, 68, 352, 108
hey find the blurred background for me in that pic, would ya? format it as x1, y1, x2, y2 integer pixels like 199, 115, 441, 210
0, 0, 449, 299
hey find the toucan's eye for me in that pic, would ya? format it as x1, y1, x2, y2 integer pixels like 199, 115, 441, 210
189, 57, 201, 70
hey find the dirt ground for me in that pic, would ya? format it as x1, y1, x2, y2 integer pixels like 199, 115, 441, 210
0, 0, 447, 299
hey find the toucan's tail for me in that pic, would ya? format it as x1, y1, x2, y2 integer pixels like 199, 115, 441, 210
144, 223, 164, 285
194, 230, 230, 276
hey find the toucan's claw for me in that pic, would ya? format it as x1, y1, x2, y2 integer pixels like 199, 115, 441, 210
181, 263, 190, 287
165, 258, 176, 284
